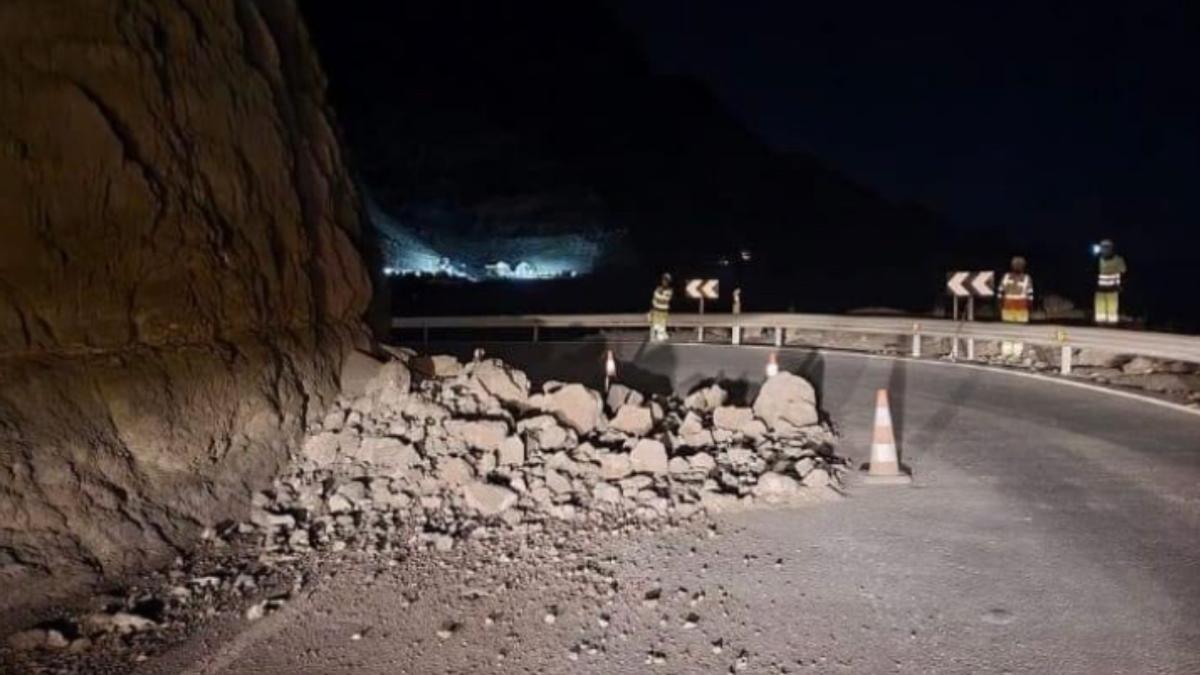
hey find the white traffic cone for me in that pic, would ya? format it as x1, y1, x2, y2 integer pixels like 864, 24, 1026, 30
765, 352, 779, 378
863, 389, 911, 485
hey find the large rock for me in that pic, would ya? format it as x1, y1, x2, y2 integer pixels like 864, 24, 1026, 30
518, 415, 572, 453
340, 351, 386, 400
497, 436, 526, 466
0, 0, 371, 615
412, 354, 464, 379
461, 482, 518, 516
364, 360, 413, 410
605, 383, 644, 414
357, 437, 422, 476
609, 404, 654, 436
598, 452, 634, 480
630, 439, 669, 475
685, 384, 727, 413
435, 457, 475, 487
1122, 356, 1157, 375
753, 472, 801, 502
537, 384, 604, 435
466, 360, 531, 409
713, 406, 755, 431
444, 419, 510, 452
753, 372, 819, 431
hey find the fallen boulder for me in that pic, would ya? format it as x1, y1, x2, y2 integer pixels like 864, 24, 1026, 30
537, 383, 604, 435
753, 372, 819, 431
630, 439, 669, 475
462, 482, 518, 516
609, 404, 654, 436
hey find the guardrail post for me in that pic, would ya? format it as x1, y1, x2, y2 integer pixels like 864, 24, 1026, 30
967, 337, 975, 361
697, 324, 704, 343
911, 323, 922, 358
774, 326, 783, 347
532, 325, 540, 342
1060, 345, 1072, 375
732, 323, 741, 346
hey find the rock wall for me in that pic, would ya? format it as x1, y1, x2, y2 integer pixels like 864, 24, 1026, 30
0, 0, 371, 620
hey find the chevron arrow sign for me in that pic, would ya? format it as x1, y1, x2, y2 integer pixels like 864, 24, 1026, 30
946, 271, 995, 298
686, 279, 719, 301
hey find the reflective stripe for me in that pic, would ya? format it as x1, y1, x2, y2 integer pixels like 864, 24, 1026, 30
652, 288, 672, 311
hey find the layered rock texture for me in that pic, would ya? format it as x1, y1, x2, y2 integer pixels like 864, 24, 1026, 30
0, 0, 370, 618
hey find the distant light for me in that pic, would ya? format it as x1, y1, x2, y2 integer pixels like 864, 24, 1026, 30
740, 249, 753, 262
1091, 243, 1102, 256
717, 256, 731, 267
382, 266, 396, 276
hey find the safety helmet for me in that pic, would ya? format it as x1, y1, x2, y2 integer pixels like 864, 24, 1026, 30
661, 273, 672, 285
1011, 256, 1027, 272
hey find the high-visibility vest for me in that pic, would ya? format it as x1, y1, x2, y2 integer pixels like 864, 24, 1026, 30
1000, 273, 1033, 301
651, 287, 673, 311
1097, 255, 1127, 291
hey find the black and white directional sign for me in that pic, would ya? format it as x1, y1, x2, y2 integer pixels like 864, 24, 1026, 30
946, 271, 995, 298
686, 279, 719, 301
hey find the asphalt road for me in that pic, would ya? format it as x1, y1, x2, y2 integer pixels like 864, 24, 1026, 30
140, 343, 1200, 675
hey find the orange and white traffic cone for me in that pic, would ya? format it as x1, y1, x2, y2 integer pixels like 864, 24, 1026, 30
863, 389, 911, 485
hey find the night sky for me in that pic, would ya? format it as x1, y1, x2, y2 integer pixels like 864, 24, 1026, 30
616, 0, 1199, 259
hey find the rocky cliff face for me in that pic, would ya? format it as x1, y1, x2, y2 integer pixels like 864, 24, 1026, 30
0, 0, 370, 620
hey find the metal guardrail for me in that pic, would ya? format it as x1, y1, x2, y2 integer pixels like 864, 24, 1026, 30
391, 313, 1200, 374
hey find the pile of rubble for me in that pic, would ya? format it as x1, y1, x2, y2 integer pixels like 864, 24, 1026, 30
2, 349, 844, 667
244, 349, 844, 557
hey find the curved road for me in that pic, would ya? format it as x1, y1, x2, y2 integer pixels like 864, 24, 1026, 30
142, 342, 1200, 675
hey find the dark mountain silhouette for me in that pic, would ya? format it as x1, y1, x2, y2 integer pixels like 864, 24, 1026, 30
300, 0, 1013, 312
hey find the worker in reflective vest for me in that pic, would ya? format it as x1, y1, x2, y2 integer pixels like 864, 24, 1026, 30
648, 273, 674, 342
1094, 239, 1127, 325
999, 256, 1034, 358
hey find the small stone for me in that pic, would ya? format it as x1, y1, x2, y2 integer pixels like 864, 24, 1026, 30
81, 611, 157, 636
6, 629, 67, 651
245, 602, 267, 622
793, 457, 815, 478
326, 494, 354, 514
753, 472, 800, 501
